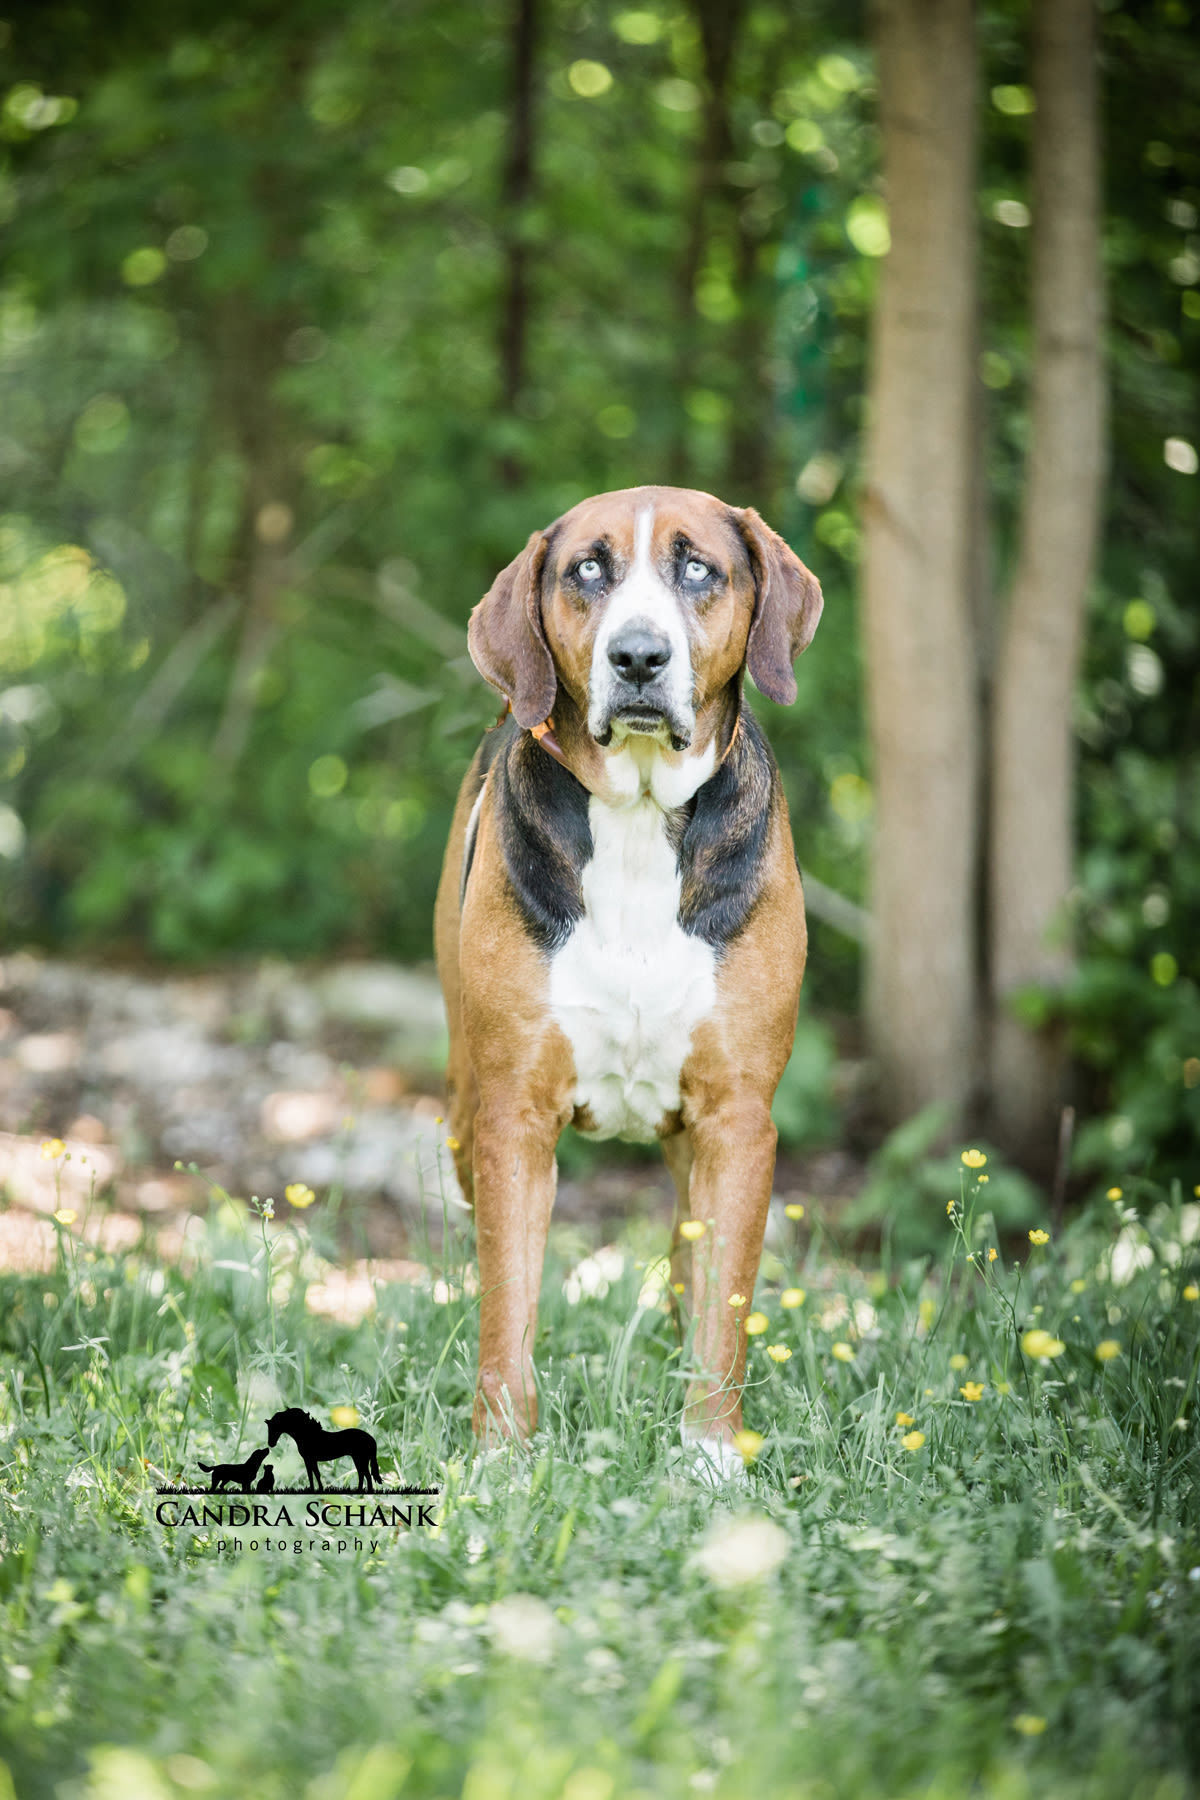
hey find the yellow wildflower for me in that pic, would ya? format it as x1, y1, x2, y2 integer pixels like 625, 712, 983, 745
728, 1292, 748, 1308
445, 1136, 461, 1152
1094, 1340, 1121, 1362
918, 1299, 935, 1329
831, 1341, 854, 1362
285, 1183, 316, 1209
949, 1353, 968, 1371
1013, 1715, 1046, 1737
1183, 1285, 1199, 1302
40, 1138, 66, 1161
744, 1312, 769, 1336
987, 1247, 998, 1262
330, 1405, 359, 1429
780, 1287, 806, 1309
1106, 1186, 1123, 1201
672, 1282, 685, 1295
1021, 1328, 1065, 1361
732, 1429, 764, 1463
978, 1174, 989, 1184
959, 1382, 985, 1402
901, 1430, 925, 1451
1070, 1278, 1087, 1294
53, 1208, 77, 1225
679, 1220, 706, 1242
961, 1148, 987, 1169
895, 1411, 915, 1427
1028, 1229, 1050, 1246
766, 1344, 792, 1362
946, 1200, 956, 1217
784, 1202, 805, 1220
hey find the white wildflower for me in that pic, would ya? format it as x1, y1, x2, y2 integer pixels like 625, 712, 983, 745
488, 1593, 558, 1662
693, 1514, 789, 1590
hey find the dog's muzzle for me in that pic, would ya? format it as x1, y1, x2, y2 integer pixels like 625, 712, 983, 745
594, 623, 692, 750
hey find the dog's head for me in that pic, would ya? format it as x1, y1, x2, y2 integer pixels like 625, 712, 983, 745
468, 485, 822, 751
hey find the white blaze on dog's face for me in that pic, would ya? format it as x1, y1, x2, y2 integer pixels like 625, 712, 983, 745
539, 487, 763, 759
586, 505, 695, 747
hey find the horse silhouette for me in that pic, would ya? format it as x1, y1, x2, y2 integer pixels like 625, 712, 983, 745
266, 1408, 382, 1492
197, 1445, 270, 1492
255, 1462, 275, 1493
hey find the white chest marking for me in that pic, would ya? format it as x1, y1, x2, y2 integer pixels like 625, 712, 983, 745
548, 793, 717, 1143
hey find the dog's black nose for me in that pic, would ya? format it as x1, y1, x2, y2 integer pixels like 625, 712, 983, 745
608, 626, 671, 688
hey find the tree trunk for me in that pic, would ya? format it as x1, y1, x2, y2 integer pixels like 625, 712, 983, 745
668, 0, 747, 487
210, 299, 295, 772
725, 186, 773, 503
861, 0, 980, 1128
496, 0, 539, 487
725, 27, 789, 506
988, 0, 1105, 1164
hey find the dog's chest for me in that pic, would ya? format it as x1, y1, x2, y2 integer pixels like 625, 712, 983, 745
547, 795, 717, 1143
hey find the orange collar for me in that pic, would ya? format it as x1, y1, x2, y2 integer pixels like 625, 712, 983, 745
529, 717, 570, 768
488, 700, 570, 769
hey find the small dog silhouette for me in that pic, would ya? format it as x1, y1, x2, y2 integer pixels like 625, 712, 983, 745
255, 1463, 275, 1493
198, 1445, 270, 1492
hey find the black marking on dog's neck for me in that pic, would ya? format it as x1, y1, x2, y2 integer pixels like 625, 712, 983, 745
474, 695, 775, 957
459, 717, 513, 906
493, 722, 593, 952
674, 702, 776, 950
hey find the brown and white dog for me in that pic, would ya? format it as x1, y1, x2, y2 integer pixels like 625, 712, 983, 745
434, 484, 822, 1477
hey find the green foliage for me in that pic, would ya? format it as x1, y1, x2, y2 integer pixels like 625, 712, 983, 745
849, 1112, 1041, 1255
1, 1160, 1199, 1795
1061, 958, 1200, 1183
0, 0, 874, 966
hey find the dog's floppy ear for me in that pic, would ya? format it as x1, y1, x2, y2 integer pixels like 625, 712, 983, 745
734, 507, 823, 705
468, 529, 557, 729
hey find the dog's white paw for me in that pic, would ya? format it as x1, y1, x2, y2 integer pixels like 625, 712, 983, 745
680, 1429, 748, 1488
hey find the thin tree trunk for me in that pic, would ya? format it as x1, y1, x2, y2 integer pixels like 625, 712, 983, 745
725, 200, 772, 502
988, 0, 1105, 1164
497, 0, 539, 487
208, 126, 305, 773
724, 31, 788, 507
668, 0, 747, 487
862, 0, 979, 1126
211, 301, 294, 771
969, 267, 993, 1057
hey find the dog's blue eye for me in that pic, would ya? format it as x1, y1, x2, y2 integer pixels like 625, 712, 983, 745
576, 559, 603, 583
684, 559, 711, 583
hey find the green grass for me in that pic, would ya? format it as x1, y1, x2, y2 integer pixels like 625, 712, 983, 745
1, 1148, 1199, 1800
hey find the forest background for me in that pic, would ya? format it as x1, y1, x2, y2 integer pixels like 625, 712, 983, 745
1, 0, 1198, 1213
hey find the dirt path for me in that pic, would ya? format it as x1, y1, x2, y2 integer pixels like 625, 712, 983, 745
0, 953, 864, 1273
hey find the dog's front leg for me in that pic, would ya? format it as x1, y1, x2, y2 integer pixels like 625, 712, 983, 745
681, 1092, 777, 1444
471, 1098, 561, 1442
663, 1128, 695, 1326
